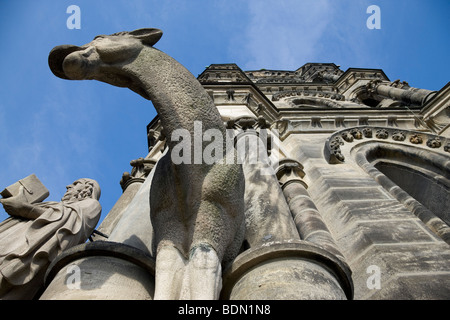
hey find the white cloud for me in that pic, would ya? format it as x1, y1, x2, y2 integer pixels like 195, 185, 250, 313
234, 0, 334, 70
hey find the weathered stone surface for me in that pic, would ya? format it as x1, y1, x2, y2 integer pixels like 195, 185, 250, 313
222, 241, 352, 300
107, 168, 155, 256
40, 241, 155, 300
350, 243, 450, 299
40, 28, 450, 301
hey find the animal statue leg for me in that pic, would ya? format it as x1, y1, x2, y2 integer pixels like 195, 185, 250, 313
154, 244, 187, 300
188, 243, 222, 300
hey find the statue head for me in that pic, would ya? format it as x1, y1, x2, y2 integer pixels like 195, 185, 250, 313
61, 178, 101, 202
48, 28, 163, 98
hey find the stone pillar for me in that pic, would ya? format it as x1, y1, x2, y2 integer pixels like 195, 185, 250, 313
367, 80, 436, 106
94, 157, 157, 240
276, 158, 346, 261
39, 241, 155, 300
222, 118, 353, 300
232, 118, 300, 247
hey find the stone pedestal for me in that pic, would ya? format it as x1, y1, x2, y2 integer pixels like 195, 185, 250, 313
221, 241, 353, 300
39, 241, 155, 300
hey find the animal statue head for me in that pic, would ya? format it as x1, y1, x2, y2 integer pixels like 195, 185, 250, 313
48, 28, 163, 99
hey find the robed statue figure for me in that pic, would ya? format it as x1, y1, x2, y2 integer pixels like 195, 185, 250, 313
0, 178, 101, 299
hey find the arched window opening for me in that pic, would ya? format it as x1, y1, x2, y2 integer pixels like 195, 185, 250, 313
366, 145, 450, 226
352, 141, 450, 243
374, 160, 450, 226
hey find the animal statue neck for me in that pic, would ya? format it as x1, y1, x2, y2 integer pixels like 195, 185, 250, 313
121, 46, 225, 149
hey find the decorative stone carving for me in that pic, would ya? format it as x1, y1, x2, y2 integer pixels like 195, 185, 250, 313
335, 117, 346, 128
366, 79, 383, 94
387, 116, 398, 127
410, 134, 423, 144
325, 126, 450, 165
349, 128, 363, 140
256, 116, 270, 129
0, 178, 101, 299
341, 131, 354, 142
226, 89, 235, 101
427, 137, 442, 148
328, 136, 345, 162
49, 28, 245, 300
311, 117, 322, 128
120, 157, 157, 191
375, 129, 389, 139
359, 117, 369, 126
241, 92, 252, 104
390, 79, 410, 89
392, 131, 406, 141
147, 129, 161, 152
273, 89, 345, 103
273, 119, 289, 136
275, 158, 306, 188
363, 128, 373, 138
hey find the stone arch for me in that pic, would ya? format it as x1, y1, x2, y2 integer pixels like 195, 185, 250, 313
349, 85, 383, 107
324, 126, 450, 243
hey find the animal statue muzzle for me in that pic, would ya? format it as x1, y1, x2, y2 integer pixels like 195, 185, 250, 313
49, 44, 87, 80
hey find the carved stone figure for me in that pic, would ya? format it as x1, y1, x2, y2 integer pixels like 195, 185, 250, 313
0, 178, 101, 299
48, 28, 245, 300
329, 137, 345, 162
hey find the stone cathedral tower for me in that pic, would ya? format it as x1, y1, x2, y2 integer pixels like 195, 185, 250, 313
40, 60, 450, 300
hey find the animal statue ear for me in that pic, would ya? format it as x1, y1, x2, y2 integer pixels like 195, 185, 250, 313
128, 28, 163, 46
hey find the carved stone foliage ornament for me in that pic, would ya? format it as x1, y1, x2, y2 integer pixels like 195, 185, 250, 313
324, 126, 450, 164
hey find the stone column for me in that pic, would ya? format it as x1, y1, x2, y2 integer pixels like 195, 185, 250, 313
276, 159, 346, 262
222, 118, 353, 300
232, 118, 300, 247
367, 80, 436, 106
39, 241, 155, 300
94, 157, 157, 240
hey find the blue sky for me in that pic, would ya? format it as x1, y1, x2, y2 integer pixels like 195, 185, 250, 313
0, 0, 449, 225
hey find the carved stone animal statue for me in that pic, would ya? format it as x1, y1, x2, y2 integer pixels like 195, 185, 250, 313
48, 28, 245, 299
